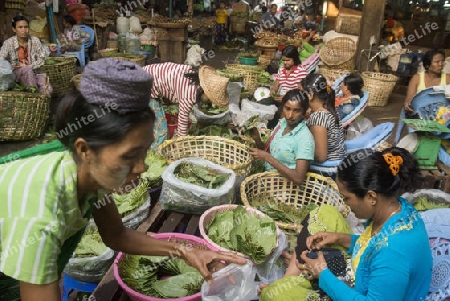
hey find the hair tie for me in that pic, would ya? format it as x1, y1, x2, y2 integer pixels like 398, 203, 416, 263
382, 153, 403, 176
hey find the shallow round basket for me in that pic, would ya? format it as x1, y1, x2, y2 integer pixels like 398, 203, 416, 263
71, 74, 82, 91
319, 37, 356, 70
199, 204, 280, 257
0, 91, 50, 141
41, 57, 77, 96
158, 136, 253, 177
240, 172, 350, 230
108, 54, 146, 67
225, 64, 261, 93
114, 233, 218, 301
361, 72, 398, 107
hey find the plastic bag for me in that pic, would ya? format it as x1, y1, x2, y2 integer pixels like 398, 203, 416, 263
346, 117, 373, 140
256, 230, 287, 284
122, 198, 151, 229
129, 16, 142, 33
159, 158, 236, 214
231, 98, 277, 128
402, 189, 450, 205
63, 224, 116, 283
192, 104, 231, 126
201, 260, 257, 301
185, 44, 205, 67
0, 59, 15, 91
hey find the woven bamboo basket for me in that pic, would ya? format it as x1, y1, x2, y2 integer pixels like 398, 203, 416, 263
71, 74, 82, 91
41, 57, 77, 96
108, 54, 146, 67
158, 136, 253, 177
319, 66, 351, 83
319, 37, 356, 70
257, 55, 271, 69
361, 72, 398, 107
0, 91, 50, 141
225, 64, 262, 92
241, 172, 350, 230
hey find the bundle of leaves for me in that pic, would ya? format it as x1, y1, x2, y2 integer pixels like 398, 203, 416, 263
119, 254, 203, 298
216, 70, 244, 82
44, 58, 61, 65
74, 227, 107, 258
206, 205, 277, 264
113, 151, 168, 216
199, 103, 228, 115
163, 104, 179, 115
174, 162, 230, 189
413, 196, 450, 211
237, 52, 260, 59
11, 82, 38, 93
256, 71, 274, 84
188, 124, 235, 140
249, 194, 317, 226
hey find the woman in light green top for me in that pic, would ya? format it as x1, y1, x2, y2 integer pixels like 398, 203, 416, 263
0, 58, 245, 301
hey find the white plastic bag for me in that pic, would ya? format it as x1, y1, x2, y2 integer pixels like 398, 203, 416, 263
201, 260, 257, 301
63, 224, 116, 283
346, 117, 373, 140
122, 198, 151, 229
0, 59, 15, 91
402, 189, 450, 205
160, 158, 236, 214
129, 16, 142, 33
192, 104, 231, 126
241, 99, 278, 122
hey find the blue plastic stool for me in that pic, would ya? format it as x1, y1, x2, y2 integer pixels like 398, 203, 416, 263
62, 274, 98, 301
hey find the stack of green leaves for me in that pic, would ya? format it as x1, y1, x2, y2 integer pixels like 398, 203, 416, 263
163, 104, 179, 115
74, 228, 107, 258
256, 71, 274, 84
206, 205, 277, 264
188, 124, 235, 140
174, 162, 230, 189
413, 195, 450, 211
119, 254, 203, 298
250, 194, 317, 226
200, 103, 228, 115
113, 150, 168, 217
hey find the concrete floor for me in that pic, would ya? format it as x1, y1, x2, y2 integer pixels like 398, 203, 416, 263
0, 48, 407, 158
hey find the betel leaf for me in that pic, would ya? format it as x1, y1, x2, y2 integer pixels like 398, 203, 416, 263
152, 272, 203, 298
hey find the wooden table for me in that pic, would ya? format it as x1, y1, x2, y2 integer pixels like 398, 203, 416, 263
92, 202, 202, 301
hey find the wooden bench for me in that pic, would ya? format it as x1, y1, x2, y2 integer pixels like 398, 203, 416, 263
91, 202, 202, 301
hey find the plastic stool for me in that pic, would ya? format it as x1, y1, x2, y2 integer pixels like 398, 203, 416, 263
62, 273, 98, 301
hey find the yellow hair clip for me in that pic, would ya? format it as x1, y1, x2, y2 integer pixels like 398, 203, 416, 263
382, 153, 403, 176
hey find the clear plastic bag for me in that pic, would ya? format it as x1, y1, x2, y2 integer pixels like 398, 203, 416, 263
160, 158, 236, 214
256, 230, 287, 284
129, 16, 142, 33
402, 189, 450, 205
122, 198, 151, 229
201, 260, 257, 301
346, 117, 373, 140
63, 224, 116, 283
192, 104, 231, 126
0, 59, 15, 91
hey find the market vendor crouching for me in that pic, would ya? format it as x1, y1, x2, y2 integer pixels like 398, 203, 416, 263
0, 15, 49, 93
249, 89, 315, 185
143, 63, 230, 149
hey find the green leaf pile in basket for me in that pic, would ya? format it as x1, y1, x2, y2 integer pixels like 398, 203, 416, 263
113, 182, 149, 217
119, 254, 203, 298
74, 227, 107, 258
249, 194, 318, 226
206, 205, 277, 264
174, 162, 230, 189
199, 103, 228, 115
257, 71, 274, 84
163, 104, 179, 115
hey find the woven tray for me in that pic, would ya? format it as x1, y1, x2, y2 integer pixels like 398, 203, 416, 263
41, 57, 77, 96
240, 172, 350, 230
158, 136, 253, 177
0, 91, 50, 141
361, 72, 398, 107
320, 37, 356, 70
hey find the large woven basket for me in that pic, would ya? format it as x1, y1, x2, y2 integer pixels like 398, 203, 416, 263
71, 74, 82, 91
158, 136, 253, 177
240, 172, 350, 230
225, 64, 262, 92
41, 57, 77, 96
108, 54, 146, 67
198, 204, 280, 259
319, 66, 351, 84
0, 91, 50, 141
319, 37, 356, 70
361, 72, 398, 107
114, 233, 218, 301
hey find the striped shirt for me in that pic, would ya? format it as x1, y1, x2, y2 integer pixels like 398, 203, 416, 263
0, 151, 96, 284
306, 110, 347, 161
143, 63, 198, 136
276, 65, 308, 95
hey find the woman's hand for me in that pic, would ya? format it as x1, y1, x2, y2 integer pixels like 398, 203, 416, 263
273, 95, 283, 103
306, 232, 340, 250
182, 249, 246, 284
249, 147, 269, 161
297, 250, 327, 280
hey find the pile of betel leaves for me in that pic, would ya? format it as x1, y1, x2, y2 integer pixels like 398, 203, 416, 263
174, 162, 230, 189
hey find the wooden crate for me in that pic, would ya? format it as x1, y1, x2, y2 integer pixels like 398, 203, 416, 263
169, 28, 188, 41
171, 41, 186, 64
158, 40, 171, 62
418, 161, 450, 193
